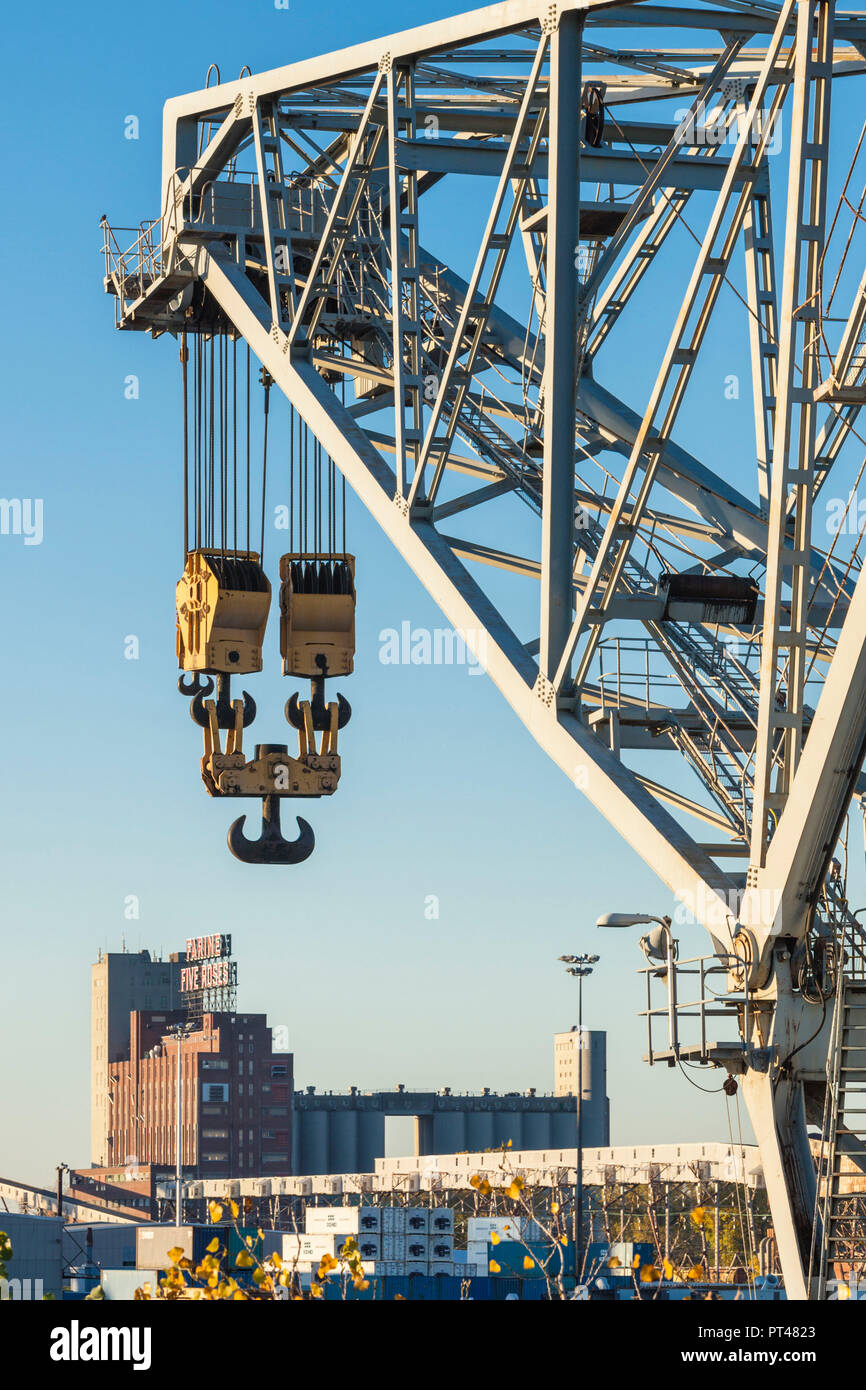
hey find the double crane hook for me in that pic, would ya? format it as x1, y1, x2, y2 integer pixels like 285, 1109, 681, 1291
285, 652, 351, 733
188, 673, 257, 730
227, 746, 316, 864
177, 672, 214, 698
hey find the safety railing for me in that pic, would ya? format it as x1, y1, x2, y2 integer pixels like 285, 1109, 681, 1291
101, 219, 162, 324
638, 937, 748, 1067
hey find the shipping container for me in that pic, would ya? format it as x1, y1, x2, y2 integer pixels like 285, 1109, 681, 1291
228, 1227, 264, 1266
0, 1212, 64, 1300
467, 1215, 526, 1242
405, 1209, 428, 1234
405, 1234, 429, 1261
305, 1205, 380, 1235
428, 1208, 454, 1234
280, 1232, 351, 1263
102, 1267, 158, 1301
429, 1235, 454, 1261
381, 1206, 406, 1234
135, 1225, 215, 1272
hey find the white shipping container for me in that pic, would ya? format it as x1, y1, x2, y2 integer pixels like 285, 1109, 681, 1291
305, 1206, 380, 1235
382, 1234, 403, 1259
305, 1206, 359, 1235
429, 1234, 454, 1261
404, 1234, 429, 1261
405, 1209, 429, 1234
381, 1207, 407, 1234
467, 1240, 490, 1266
430, 1261, 453, 1277
312, 1176, 343, 1196
429, 1208, 454, 1235
405, 1261, 427, 1276
467, 1215, 523, 1242
355, 1235, 382, 1261
281, 1233, 351, 1263
304, 1260, 378, 1278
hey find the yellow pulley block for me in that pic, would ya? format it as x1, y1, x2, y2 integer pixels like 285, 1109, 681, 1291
176, 549, 271, 675
279, 553, 355, 678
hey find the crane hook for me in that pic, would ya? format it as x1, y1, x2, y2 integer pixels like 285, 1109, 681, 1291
178, 673, 215, 698
227, 795, 315, 865
191, 674, 256, 730
285, 680, 352, 733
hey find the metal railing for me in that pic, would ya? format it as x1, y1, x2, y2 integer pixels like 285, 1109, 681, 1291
638, 938, 748, 1067
101, 218, 161, 320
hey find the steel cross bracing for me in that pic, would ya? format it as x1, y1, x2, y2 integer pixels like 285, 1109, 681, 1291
102, 0, 866, 1297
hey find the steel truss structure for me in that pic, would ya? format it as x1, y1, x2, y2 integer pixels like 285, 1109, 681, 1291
103, 0, 866, 1297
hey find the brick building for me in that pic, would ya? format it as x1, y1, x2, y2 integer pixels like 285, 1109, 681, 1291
104, 1009, 293, 1178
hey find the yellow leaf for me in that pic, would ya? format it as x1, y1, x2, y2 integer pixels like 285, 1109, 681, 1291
167, 1246, 185, 1265
687, 1264, 705, 1281
469, 1174, 481, 1189
234, 1251, 254, 1268
489, 1259, 501, 1273
353, 1278, 370, 1291
607, 1256, 621, 1269
839, 1284, 851, 1300
691, 1207, 705, 1226
640, 1265, 659, 1283
229, 1200, 239, 1219
490, 1232, 500, 1245
632, 1254, 641, 1268
507, 1140, 513, 1148
551, 1201, 560, 1214
560, 1235, 568, 1246
663, 1259, 674, 1280
208, 1202, 223, 1224
270, 1252, 283, 1270
523, 1256, 535, 1270
310, 1283, 323, 1298
206, 1237, 220, 1254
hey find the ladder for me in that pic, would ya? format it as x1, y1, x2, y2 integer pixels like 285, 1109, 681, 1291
815, 977, 866, 1297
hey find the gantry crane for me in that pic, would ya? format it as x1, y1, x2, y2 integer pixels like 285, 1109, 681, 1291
102, 0, 866, 1297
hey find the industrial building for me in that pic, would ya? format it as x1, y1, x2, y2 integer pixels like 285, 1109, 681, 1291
91, 943, 610, 1192
90, 941, 292, 1186
292, 1070, 609, 1175
91, 948, 184, 1166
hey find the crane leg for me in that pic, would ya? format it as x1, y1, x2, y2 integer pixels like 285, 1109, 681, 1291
741, 1066, 816, 1300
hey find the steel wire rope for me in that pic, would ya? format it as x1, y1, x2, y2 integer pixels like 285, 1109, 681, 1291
181, 331, 189, 556
733, 1088, 759, 1294
722, 1089, 750, 1295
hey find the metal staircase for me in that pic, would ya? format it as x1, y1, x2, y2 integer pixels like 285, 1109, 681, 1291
815, 975, 866, 1296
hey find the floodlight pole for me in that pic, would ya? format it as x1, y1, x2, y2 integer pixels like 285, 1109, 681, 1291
576, 967, 584, 1277
560, 952, 598, 1285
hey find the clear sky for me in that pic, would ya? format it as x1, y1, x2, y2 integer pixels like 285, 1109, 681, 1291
3, 0, 864, 1185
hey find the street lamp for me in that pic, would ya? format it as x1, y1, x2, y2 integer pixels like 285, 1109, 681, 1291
597, 912, 675, 971
167, 1021, 195, 1228
596, 912, 661, 929
558, 952, 599, 1287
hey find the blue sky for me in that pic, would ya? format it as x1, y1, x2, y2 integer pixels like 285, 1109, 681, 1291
3, 0, 865, 1183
